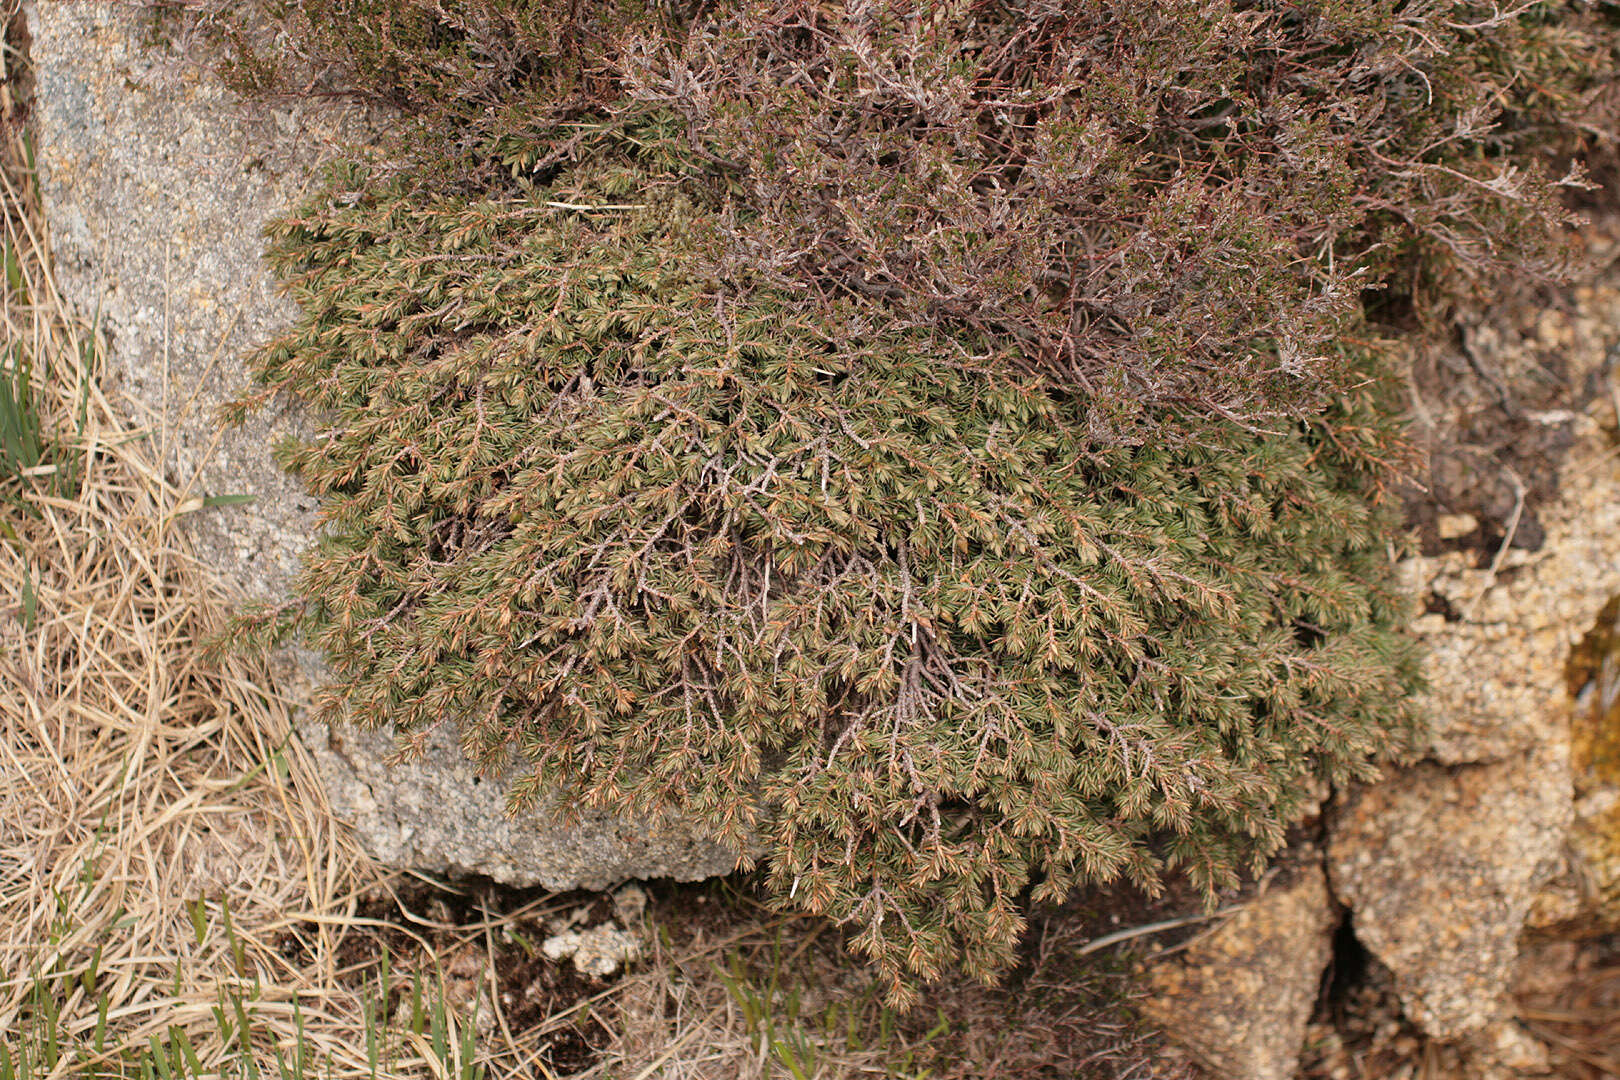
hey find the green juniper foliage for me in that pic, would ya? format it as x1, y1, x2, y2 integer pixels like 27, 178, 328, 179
232, 130, 1420, 998
207, 0, 1617, 1000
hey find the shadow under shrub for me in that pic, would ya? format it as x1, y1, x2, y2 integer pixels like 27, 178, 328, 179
229, 129, 1421, 1000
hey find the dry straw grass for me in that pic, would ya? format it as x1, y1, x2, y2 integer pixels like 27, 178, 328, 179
0, 10, 487, 1073
1516, 939, 1620, 1080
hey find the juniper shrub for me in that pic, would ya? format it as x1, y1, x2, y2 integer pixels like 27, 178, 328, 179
204, 0, 1620, 998
227, 133, 1418, 998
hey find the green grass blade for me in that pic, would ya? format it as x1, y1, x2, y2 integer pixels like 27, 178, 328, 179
173, 1025, 205, 1078
19, 561, 35, 631
148, 1036, 174, 1080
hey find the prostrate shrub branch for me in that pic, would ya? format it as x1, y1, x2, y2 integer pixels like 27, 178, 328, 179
204, 0, 1618, 1000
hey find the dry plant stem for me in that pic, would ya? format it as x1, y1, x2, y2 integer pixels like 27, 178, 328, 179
1465, 462, 1526, 621
1070, 904, 1247, 961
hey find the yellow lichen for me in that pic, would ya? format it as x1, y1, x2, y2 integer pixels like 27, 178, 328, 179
1564, 596, 1620, 922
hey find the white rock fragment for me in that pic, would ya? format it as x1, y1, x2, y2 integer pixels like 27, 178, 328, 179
1436, 512, 1479, 540
542, 924, 642, 978
612, 882, 648, 925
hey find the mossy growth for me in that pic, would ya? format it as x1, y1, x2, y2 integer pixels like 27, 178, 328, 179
230, 120, 1423, 1000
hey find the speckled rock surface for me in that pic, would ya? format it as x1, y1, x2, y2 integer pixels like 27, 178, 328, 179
1400, 241, 1620, 772
1321, 233, 1620, 1044
30, 2, 345, 599
309, 720, 738, 888
1326, 743, 1571, 1040
1404, 422, 1620, 771
28, 1, 742, 890
1141, 855, 1337, 1080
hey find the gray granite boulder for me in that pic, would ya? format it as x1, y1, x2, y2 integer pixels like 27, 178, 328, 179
28, 1, 740, 889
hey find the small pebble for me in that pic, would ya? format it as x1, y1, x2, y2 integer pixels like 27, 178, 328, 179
542, 924, 642, 978
1436, 513, 1478, 541
613, 882, 648, 925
